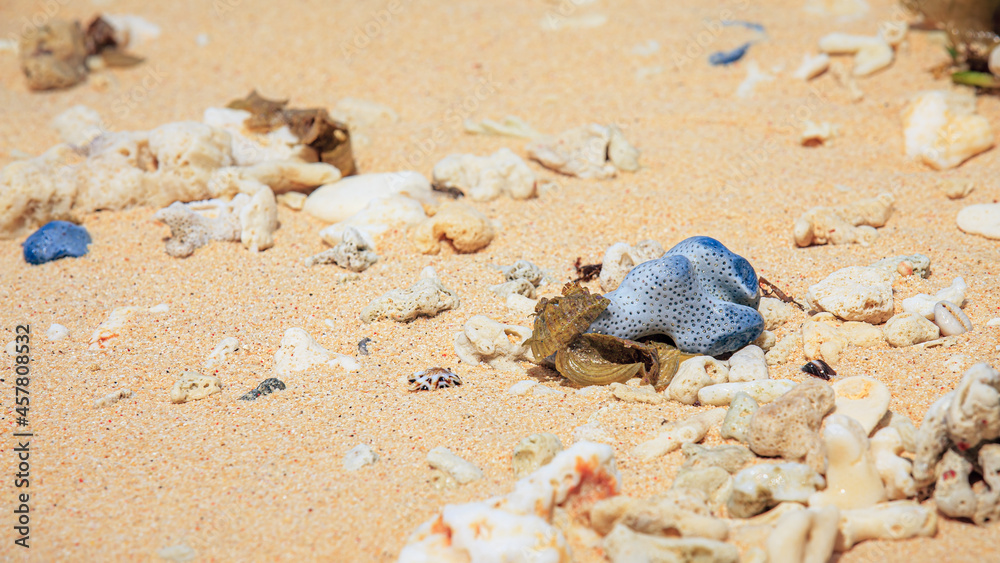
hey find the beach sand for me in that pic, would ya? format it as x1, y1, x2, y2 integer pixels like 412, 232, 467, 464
1, 0, 999, 560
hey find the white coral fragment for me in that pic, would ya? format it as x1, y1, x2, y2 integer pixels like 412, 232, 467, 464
870, 427, 916, 500
902, 90, 995, 170
361, 271, 460, 322
818, 33, 894, 76
272, 327, 359, 376
836, 501, 936, 550
239, 185, 278, 252
806, 266, 894, 323
794, 53, 830, 80
153, 196, 245, 258
766, 505, 839, 563
809, 415, 886, 510
631, 409, 725, 461
463, 115, 540, 139
793, 193, 894, 247
399, 441, 621, 563
432, 148, 536, 201
527, 123, 639, 179
305, 227, 379, 272
729, 463, 826, 518
453, 315, 533, 371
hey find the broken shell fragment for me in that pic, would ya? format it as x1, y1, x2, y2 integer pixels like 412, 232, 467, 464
818, 33, 894, 76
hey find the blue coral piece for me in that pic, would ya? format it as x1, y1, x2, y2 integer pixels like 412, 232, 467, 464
664, 236, 760, 309
22, 221, 92, 265
588, 237, 763, 356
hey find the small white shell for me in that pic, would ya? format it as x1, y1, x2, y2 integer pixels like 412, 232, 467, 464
933, 300, 973, 336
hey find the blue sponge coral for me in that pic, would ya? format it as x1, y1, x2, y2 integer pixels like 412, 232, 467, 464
588, 236, 763, 356
22, 221, 92, 265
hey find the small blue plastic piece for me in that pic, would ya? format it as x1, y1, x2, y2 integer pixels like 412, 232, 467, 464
721, 20, 766, 33
22, 221, 92, 265
709, 42, 752, 66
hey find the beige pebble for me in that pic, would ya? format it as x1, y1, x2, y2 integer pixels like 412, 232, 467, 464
169, 371, 222, 404
883, 312, 940, 347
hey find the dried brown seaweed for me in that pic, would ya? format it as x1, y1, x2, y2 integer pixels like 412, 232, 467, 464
431, 183, 465, 198
572, 256, 602, 283
84, 16, 116, 55
227, 91, 357, 176
84, 16, 144, 68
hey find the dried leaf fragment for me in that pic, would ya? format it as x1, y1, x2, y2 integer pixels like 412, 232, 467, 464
227, 90, 357, 175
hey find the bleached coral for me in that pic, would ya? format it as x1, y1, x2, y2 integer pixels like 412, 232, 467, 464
527, 123, 639, 179
793, 193, 895, 247
399, 441, 621, 563
432, 148, 536, 201
410, 201, 495, 254
902, 90, 994, 170
361, 271, 460, 322
453, 315, 534, 371
152, 196, 245, 258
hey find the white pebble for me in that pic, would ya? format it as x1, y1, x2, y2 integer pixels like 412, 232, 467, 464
794, 52, 830, 80
149, 303, 170, 313
343, 444, 379, 471
957, 203, 1000, 240
195, 33, 209, 46
94, 388, 132, 408
5, 342, 18, 356
157, 543, 196, 562
46, 324, 69, 341
532, 385, 564, 397
427, 447, 483, 484
987, 318, 1000, 327
508, 380, 538, 395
